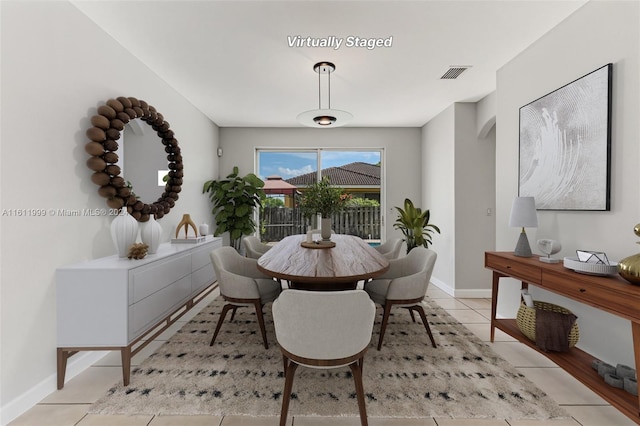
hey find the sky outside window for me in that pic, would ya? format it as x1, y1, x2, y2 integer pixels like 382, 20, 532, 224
258, 151, 317, 180
258, 150, 381, 181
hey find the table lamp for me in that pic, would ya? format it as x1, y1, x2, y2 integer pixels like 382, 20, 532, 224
509, 196, 538, 257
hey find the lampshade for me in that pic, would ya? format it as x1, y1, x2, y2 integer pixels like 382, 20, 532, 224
297, 109, 352, 128
314, 115, 335, 126
509, 196, 538, 228
297, 61, 352, 128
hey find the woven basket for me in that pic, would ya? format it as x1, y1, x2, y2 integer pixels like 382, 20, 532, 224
516, 300, 579, 347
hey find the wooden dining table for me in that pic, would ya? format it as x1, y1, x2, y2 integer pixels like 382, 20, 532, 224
257, 234, 390, 290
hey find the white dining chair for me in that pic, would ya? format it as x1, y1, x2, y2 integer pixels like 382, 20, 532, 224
364, 246, 438, 350
373, 238, 403, 260
272, 289, 375, 426
242, 235, 272, 259
209, 246, 281, 349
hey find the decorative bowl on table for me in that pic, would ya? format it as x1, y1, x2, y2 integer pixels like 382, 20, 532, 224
563, 256, 618, 276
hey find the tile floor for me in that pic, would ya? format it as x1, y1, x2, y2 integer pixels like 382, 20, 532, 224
8, 286, 637, 426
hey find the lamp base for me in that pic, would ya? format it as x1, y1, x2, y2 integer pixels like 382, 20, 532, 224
514, 231, 532, 257
539, 256, 560, 264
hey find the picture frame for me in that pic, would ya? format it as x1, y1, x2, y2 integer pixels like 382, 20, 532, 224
518, 63, 612, 211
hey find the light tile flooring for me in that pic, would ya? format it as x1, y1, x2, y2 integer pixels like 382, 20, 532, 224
9, 287, 637, 426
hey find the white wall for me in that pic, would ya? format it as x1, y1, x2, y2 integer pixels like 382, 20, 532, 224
0, 2, 218, 422
477, 92, 497, 139
454, 103, 496, 292
496, 0, 639, 366
422, 106, 456, 290
422, 103, 496, 296
219, 127, 422, 242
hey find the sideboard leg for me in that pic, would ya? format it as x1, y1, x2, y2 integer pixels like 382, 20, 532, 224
56, 348, 68, 389
631, 322, 640, 416
120, 346, 132, 386
490, 272, 499, 342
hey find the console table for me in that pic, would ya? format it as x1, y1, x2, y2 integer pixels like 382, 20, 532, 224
485, 251, 640, 423
56, 236, 222, 389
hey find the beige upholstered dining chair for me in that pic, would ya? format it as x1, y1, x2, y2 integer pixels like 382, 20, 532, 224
242, 235, 272, 259
209, 246, 281, 349
364, 246, 438, 350
373, 237, 403, 260
272, 290, 376, 426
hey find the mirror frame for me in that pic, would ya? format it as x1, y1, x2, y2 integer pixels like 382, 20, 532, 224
85, 96, 183, 222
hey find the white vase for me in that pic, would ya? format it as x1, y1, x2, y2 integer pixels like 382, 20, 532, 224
321, 217, 332, 241
141, 214, 162, 254
199, 223, 209, 236
110, 208, 139, 258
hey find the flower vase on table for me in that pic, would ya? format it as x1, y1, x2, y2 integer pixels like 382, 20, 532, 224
299, 176, 350, 244
618, 223, 640, 284
110, 208, 139, 258
140, 214, 162, 254
321, 217, 332, 241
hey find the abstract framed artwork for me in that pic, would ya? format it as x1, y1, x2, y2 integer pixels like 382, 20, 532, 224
518, 63, 612, 211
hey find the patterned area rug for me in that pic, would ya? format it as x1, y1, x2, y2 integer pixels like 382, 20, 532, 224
90, 296, 570, 420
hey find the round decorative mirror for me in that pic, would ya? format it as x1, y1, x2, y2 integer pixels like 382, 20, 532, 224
84, 96, 183, 222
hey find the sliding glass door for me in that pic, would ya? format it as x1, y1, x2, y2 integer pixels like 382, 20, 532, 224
257, 149, 383, 243
258, 150, 318, 240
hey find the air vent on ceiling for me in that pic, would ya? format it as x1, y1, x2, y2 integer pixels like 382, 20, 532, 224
440, 66, 471, 80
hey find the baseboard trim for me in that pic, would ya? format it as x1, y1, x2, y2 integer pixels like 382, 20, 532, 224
1, 350, 107, 426
430, 277, 455, 296
430, 277, 492, 299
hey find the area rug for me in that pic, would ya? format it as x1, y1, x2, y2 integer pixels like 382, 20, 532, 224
90, 296, 570, 420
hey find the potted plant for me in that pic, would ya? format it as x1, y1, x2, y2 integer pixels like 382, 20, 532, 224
393, 198, 440, 253
202, 166, 265, 251
299, 176, 350, 240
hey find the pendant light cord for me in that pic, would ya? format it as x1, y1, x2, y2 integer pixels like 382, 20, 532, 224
316, 64, 332, 110
328, 66, 331, 109
318, 66, 321, 110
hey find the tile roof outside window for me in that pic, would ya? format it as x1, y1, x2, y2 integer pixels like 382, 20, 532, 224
286, 162, 380, 186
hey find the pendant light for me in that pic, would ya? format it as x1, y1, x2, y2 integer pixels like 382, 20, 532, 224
297, 61, 352, 128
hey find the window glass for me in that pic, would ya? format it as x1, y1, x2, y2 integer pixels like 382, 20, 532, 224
257, 149, 382, 244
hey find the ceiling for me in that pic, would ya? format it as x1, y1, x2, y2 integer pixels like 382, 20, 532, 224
72, 0, 587, 128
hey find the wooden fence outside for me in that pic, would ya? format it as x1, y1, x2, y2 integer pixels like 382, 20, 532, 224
260, 206, 381, 242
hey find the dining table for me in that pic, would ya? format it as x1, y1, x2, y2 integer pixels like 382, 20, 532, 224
257, 234, 390, 290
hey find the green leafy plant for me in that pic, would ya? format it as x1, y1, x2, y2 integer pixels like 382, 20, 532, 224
299, 176, 350, 218
346, 197, 380, 207
202, 166, 265, 251
263, 197, 285, 208
393, 198, 440, 253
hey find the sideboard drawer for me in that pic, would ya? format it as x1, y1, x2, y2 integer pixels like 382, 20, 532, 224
542, 270, 600, 305
485, 252, 542, 284
129, 275, 192, 338
192, 263, 215, 294
130, 253, 191, 303
543, 270, 639, 318
192, 244, 215, 271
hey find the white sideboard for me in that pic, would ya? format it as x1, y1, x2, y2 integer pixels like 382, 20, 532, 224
56, 236, 222, 388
